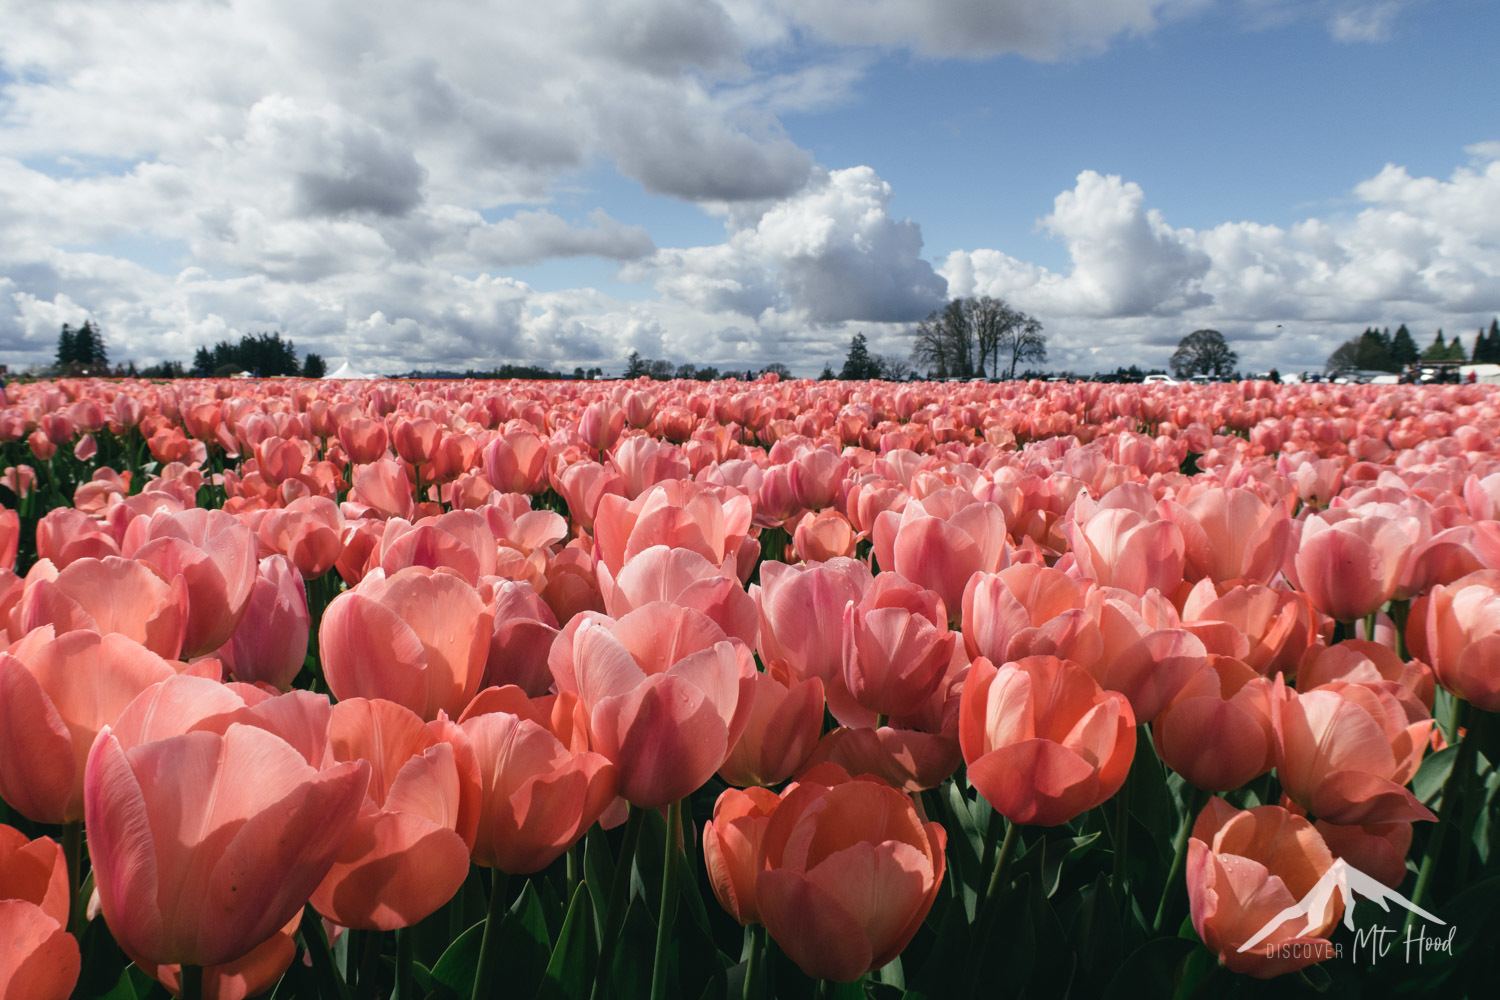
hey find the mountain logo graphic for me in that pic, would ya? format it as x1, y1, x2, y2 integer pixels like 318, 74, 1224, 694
1237, 859, 1445, 954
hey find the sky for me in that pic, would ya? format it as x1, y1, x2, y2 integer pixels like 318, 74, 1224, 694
1, 0, 1497, 376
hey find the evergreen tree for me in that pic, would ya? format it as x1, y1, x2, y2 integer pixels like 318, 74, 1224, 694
1422, 330, 1449, 362
1390, 324, 1419, 366
1445, 329, 1467, 362
624, 351, 645, 377
55, 324, 76, 368
1353, 327, 1396, 371
818, 365, 836, 380
839, 333, 881, 380
302, 353, 327, 378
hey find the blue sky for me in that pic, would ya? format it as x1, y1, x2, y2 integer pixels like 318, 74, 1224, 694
1, 0, 1498, 374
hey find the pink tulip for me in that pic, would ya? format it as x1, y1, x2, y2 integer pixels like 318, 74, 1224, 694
703, 786, 779, 925
85, 719, 369, 968
752, 558, 872, 685
320, 567, 493, 721
841, 593, 956, 719
310, 698, 480, 929
959, 655, 1136, 826
872, 490, 1010, 619
460, 709, 616, 873
1271, 677, 1435, 826
1155, 656, 1275, 791
549, 603, 755, 807
1062, 489, 1185, 597
600, 544, 758, 648
1165, 486, 1292, 586
1419, 570, 1500, 710
480, 577, 561, 695
961, 565, 1100, 667
718, 670, 825, 787
127, 508, 258, 657
1292, 509, 1419, 622
215, 555, 310, 690
14, 556, 188, 657
0, 629, 178, 823
756, 770, 946, 982
1187, 800, 1340, 978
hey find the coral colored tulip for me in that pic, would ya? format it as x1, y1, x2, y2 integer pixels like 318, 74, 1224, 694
1292, 510, 1419, 622
1313, 818, 1413, 890
0, 629, 178, 823
256, 496, 344, 578
1155, 657, 1275, 791
593, 479, 757, 580
85, 722, 369, 968
791, 508, 857, 562
1165, 487, 1292, 586
1420, 570, 1500, 711
1297, 640, 1434, 709
480, 577, 561, 695
348, 456, 416, 519
841, 600, 956, 719
1271, 678, 1435, 826
961, 565, 1100, 667
0, 508, 16, 570
718, 671, 825, 787
756, 772, 946, 982
377, 509, 497, 584
320, 567, 493, 721
549, 603, 755, 807
1062, 497, 1186, 598
600, 544, 758, 648
752, 558, 872, 685
460, 709, 615, 873
959, 655, 1136, 826
215, 555, 309, 690
338, 417, 389, 464
0, 899, 79, 1000
15, 556, 188, 658
0, 823, 71, 928
128, 508, 258, 657
872, 492, 1010, 619
1187, 800, 1340, 978
35, 507, 122, 566
482, 426, 548, 494
311, 699, 480, 929
578, 400, 625, 453
702, 785, 779, 925
1179, 578, 1317, 677
1084, 591, 1209, 723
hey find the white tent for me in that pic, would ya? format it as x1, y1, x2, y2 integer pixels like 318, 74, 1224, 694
323, 359, 378, 380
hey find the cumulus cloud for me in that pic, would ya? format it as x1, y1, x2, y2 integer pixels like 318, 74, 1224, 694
944, 152, 1500, 372
635, 166, 948, 324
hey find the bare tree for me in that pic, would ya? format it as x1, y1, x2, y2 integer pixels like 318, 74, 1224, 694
1000, 315, 1047, 379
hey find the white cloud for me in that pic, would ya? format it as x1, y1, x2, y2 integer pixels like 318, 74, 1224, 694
943, 152, 1500, 372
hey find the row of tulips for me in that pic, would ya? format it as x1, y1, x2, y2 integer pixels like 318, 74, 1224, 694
0, 374, 1497, 999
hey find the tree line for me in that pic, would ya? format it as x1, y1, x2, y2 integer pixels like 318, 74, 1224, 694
1327, 320, 1500, 372
42, 323, 326, 379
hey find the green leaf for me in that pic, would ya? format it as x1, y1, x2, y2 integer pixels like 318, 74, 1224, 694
87, 964, 143, 1000
428, 919, 485, 998
537, 881, 596, 1000
499, 881, 553, 998
583, 825, 614, 939
1412, 744, 1459, 805
1102, 937, 1196, 1000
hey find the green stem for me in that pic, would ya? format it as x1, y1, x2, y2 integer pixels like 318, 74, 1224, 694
982, 820, 1019, 910
1408, 700, 1476, 928
352, 929, 382, 999
1113, 788, 1130, 895
471, 870, 510, 1000
742, 923, 765, 1000
61, 820, 83, 937
591, 805, 646, 999
179, 965, 204, 1000
394, 927, 413, 1000
301, 904, 352, 1000
649, 799, 683, 1000
1152, 787, 1208, 934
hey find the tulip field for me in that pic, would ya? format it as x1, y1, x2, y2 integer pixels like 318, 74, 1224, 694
2, 375, 1499, 999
